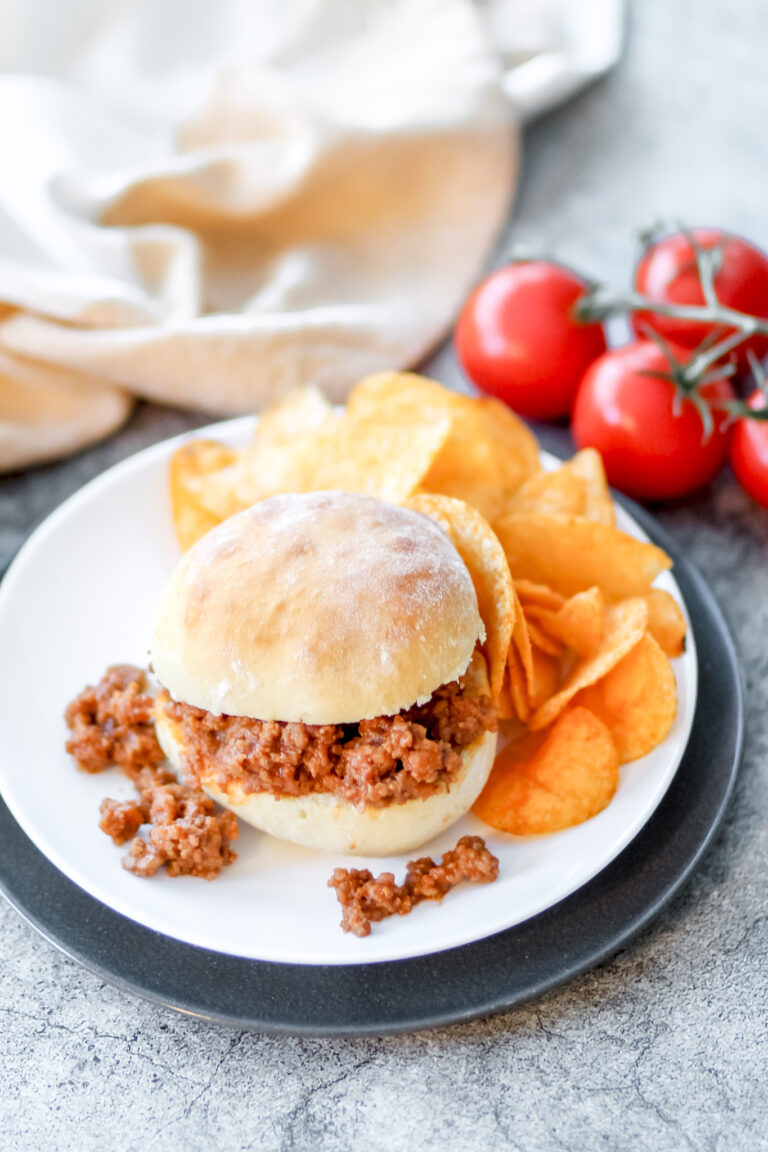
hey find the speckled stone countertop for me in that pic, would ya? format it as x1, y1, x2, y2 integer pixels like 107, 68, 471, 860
2, 2, 767, 1148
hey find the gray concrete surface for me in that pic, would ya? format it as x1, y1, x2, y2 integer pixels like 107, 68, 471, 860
2, 1, 768, 1148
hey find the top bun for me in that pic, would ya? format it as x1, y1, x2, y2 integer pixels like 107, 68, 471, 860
152, 491, 484, 724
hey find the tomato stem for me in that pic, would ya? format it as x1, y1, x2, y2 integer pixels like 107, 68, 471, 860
576, 285, 768, 430
576, 285, 768, 337
571, 221, 768, 429
682, 327, 749, 384
713, 352, 768, 425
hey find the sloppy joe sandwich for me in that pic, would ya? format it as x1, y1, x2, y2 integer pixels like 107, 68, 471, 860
152, 491, 498, 855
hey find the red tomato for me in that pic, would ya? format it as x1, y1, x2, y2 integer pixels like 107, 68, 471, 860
632, 229, 768, 367
730, 391, 768, 507
455, 261, 607, 420
572, 341, 734, 501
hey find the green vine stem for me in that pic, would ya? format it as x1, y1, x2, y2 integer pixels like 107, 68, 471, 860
574, 224, 768, 426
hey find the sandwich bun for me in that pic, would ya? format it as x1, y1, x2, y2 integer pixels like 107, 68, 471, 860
152, 491, 485, 724
151, 491, 496, 855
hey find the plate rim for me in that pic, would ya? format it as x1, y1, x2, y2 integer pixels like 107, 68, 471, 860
0, 459, 743, 1034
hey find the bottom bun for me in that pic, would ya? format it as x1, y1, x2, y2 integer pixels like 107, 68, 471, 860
155, 711, 497, 857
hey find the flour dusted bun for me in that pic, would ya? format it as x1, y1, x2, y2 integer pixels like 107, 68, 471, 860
152, 491, 496, 855
155, 709, 496, 856
152, 491, 485, 725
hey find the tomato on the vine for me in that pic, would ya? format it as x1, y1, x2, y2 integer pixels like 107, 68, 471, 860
455, 261, 607, 420
730, 391, 768, 507
632, 229, 768, 368
571, 341, 735, 501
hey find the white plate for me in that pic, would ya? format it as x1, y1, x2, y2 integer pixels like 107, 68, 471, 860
0, 418, 696, 966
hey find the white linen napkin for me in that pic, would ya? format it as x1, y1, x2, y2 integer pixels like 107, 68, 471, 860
0, 0, 623, 471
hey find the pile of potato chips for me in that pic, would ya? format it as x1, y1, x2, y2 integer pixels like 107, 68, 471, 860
169, 372, 686, 838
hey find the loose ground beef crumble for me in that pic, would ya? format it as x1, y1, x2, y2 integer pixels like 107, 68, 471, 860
160, 679, 497, 809
66, 667, 237, 879
328, 835, 499, 937
65, 664, 165, 777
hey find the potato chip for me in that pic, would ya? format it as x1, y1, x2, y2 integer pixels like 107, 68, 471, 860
524, 616, 564, 658
250, 385, 337, 449
527, 587, 605, 658
405, 494, 515, 708
199, 386, 342, 520
514, 580, 566, 612
179, 456, 258, 523
169, 439, 238, 550
511, 584, 535, 698
529, 648, 562, 711
424, 402, 541, 523
644, 588, 687, 658
528, 598, 648, 731
507, 465, 587, 518
473, 706, 619, 835
494, 513, 672, 600
348, 372, 541, 522
175, 409, 452, 536
475, 394, 543, 484
567, 448, 615, 526
507, 650, 531, 723
172, 405, 348, 525
506, 448, 615, 524
577, 632, 677, 762
306, 417, 453, 503
496, 669, 516, 721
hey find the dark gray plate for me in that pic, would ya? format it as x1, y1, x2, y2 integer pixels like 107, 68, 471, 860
0, 503, 743, 1036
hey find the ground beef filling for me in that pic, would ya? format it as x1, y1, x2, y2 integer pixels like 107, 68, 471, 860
328, 835, 499, 937
161, 681, 497, 809
66, 667, 237, 880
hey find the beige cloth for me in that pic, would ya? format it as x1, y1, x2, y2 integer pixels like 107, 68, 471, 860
0, 0, 516, 470
0, 0, 622, 471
